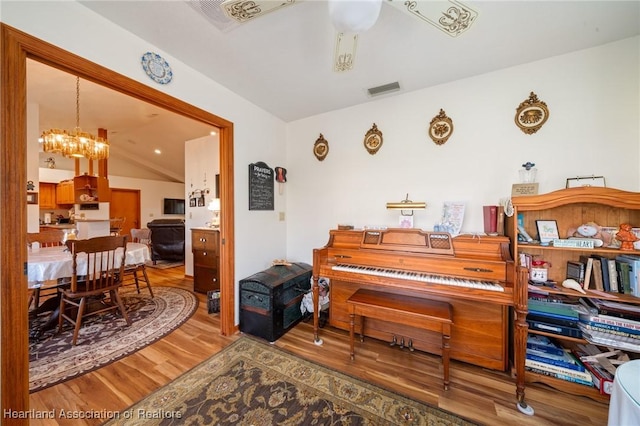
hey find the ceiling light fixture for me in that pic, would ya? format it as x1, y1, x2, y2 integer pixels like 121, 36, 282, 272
40, 77, 109, 160
329, 0, 382, 72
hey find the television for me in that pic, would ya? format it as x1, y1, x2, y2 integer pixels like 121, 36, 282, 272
163, 198, 185, 215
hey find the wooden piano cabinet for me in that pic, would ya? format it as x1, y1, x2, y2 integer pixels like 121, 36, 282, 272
330, 280, 509, 371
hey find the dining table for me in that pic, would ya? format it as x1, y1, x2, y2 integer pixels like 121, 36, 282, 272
27, 242, 151, 339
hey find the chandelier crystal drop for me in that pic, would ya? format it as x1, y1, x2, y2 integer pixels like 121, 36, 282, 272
39, 77, 109, 160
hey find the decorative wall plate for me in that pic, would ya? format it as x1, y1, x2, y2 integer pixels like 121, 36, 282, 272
141, 52, 173, 85
313, 134, 329, 161
428, 109, 454, 145
364, 123, 383, 155
515, 92, 549, 134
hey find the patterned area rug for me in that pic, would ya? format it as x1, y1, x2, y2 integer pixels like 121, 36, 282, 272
105, 337, 476, 425
29, 287, 198, 393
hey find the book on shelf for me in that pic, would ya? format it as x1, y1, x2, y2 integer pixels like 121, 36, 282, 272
615, 254, 640, 296
587, 298, 640, 321
526, 348, 586, 372
580, 323, 640, 340
528, 311, 580, 328
579, 324, 640, 352
528, 299, 580, 318
483, 205, 498, 234
607, 258, 619, 293
592, 255, 612, 292
527, 340, 566, 357
528, 293, 577, 304
566, 260, 585, 284
579, 255, 594, 290
615, 260, 632, 295
524, 358, 593, 383
577, 307, 640, 332
590, 257, 604, 291
570, 345, 615, 395
527, 319, 582, 338
525, 366, 594, 387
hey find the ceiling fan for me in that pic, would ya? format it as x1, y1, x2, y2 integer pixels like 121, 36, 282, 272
213, 0, 478, 72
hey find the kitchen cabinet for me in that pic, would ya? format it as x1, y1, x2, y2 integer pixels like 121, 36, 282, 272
39, 182, 57, 209
506, 186, 640, 402
73, 174, 110, 204
191, 228, 220, 294
55, 180, 75, 205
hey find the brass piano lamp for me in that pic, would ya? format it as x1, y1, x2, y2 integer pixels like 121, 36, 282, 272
386, 194, 426, 216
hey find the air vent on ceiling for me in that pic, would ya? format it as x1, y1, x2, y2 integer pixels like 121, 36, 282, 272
188, 0, 238, 32
367, 81, 401, 97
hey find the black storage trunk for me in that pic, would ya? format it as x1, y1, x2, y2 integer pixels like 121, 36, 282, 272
239, 262, 312, 342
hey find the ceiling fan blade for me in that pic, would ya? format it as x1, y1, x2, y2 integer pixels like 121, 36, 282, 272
333, 32, 358, 73
386, 0, 478, 37
220, 0, 298, 24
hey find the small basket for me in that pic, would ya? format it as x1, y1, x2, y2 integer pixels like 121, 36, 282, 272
207, 290, 220, 314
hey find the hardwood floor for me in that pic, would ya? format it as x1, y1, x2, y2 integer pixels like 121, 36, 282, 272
29, 266, 610, 425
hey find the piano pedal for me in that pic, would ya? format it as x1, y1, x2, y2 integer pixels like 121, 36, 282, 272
408, 339, 414, 352
389, 335, 397, 347
399, 337, 405, 349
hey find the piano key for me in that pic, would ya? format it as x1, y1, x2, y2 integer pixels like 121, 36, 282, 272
332, 264, 505, 292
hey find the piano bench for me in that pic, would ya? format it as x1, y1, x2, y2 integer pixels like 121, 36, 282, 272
346, 288, 453, 390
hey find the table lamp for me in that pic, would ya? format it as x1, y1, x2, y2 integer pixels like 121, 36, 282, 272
208, 198, 221, 229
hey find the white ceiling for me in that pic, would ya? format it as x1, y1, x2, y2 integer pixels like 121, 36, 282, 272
29, 1, 640, 181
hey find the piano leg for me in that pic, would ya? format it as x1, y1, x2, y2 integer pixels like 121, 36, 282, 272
349, 312, 355, 360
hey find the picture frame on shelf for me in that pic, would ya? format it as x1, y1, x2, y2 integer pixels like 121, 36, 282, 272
536, 220, 559, 244
26, 192, 38, 205
566, 176, 606, 188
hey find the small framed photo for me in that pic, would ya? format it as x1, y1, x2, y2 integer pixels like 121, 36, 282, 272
26, 192, 38, 205
536, 220, 559, 244
197, 195, 205, 207
189, 198, 196, 207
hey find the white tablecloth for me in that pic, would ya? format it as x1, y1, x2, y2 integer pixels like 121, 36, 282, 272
608, 359, 640, 426
27, 242, 150, 286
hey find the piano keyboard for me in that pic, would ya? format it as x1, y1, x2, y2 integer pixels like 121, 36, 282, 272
332, 264, 505, 292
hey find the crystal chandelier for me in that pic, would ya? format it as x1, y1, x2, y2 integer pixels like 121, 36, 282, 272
40, 77, 109, 160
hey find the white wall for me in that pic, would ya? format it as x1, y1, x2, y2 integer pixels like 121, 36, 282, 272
285, 36, 640, 263
1, 1, 289, 323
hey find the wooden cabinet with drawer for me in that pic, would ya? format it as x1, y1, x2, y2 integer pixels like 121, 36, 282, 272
191, 228, 220, 294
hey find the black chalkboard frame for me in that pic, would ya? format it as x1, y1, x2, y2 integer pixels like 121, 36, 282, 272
248, 161, 274, 211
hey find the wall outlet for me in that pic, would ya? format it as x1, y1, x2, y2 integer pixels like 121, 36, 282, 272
279, 212, 285, 221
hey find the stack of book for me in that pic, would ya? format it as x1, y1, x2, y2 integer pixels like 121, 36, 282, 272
577, 299, 640, 352
527, 295, 582, 338
569, 254, 640, 296
525, 335, 593, 387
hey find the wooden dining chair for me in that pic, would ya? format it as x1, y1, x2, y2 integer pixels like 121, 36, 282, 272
58, 235, 131, 345
27, 229, 66, 309
109, 217, 126, 236
123, 228, 154, 297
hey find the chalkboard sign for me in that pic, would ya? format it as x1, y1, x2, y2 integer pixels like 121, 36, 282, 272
248, 161, 274, 210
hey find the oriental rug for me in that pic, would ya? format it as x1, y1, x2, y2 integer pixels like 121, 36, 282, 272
29, 287, 198, 393
105, 337, 475, 426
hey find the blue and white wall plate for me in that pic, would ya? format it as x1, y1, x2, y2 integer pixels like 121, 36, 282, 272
141, 52, 173, 85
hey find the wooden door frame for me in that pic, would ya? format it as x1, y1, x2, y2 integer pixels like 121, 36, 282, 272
0, 24, 236, 421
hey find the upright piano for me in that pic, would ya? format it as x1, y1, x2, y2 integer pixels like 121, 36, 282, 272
311, 228, 530, 412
